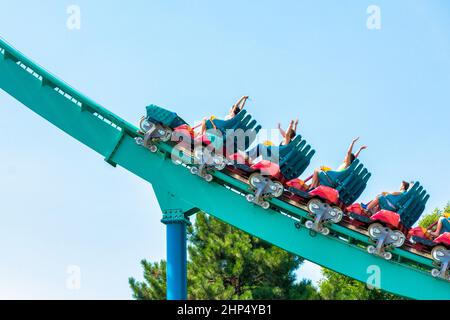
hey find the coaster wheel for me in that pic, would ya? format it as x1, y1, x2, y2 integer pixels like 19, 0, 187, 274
307, 198, 322, 215
249, 173, 262, 188
305, 220, 314, 230
431, 268, 441, 278
271, 181, 284, 198
431, 246, 448, 262
330, 206, 344, 223
367, 245, 376, 255
320, 227, 330, 236
383, 252, 393, 260
368, 223, 384, 239
390, 230, 406, 248
246, 194, 255, 203
161, 129, 173, 142
149, 145, 158, 153
139, 118, 154, 133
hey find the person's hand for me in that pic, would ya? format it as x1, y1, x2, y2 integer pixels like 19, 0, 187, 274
360, 145, 368, 150
294, 118, 299, 125
352, 137, 360, 143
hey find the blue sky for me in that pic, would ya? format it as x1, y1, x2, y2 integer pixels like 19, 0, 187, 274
0, 0, 449, 299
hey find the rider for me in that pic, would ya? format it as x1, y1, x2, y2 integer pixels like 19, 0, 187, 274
364, 181, 410, 215
245, 119, 299, 163
429, 215, 450, 237
309, 137, 367, 189
196, 96, 250, 137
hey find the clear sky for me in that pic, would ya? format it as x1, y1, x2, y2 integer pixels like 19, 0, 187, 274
0, 0, 449, 299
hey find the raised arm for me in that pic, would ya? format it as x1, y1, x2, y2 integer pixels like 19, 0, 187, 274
354, 145, 368, 159
344, 137, 359, 165
278, 123, 287, 138
235, 96, 249, 110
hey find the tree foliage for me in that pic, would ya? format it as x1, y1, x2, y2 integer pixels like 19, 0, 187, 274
129, 212, 319, 300
419, 202, 450, 229
318, 269, 401, 300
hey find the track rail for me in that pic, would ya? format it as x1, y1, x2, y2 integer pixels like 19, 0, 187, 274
1, 37, 449, 299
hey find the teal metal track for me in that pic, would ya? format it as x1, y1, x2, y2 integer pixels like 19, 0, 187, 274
0, 38, 449, 299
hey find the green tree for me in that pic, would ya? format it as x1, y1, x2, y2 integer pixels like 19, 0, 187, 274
129, 212, 319, 300
418, 202, 450, 229
129, 260, 166, 300
318, 269, 401, 300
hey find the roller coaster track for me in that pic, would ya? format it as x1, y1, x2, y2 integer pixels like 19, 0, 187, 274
0, 37, 449, 300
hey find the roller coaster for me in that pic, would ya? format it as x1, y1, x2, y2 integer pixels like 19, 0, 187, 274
0, 37, 449, 300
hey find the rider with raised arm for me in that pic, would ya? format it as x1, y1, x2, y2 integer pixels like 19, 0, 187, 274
245, 119, 299, 163
309, 137, 367, 189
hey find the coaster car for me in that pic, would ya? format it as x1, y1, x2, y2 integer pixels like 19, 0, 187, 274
288, 159, 371, 236
408, 222, 450, 281
136, 105, 188, 153
191, 109, 261, 181
347, 182, 429, 260
228, 136, 315, 210
136, 105, 261, 182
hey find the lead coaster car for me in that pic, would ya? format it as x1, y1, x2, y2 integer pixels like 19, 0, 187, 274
348, 182, 429, 261
288, 159, 371, 236
409, 224, 450, 281
228, 136, 315, 210
136, 105, 261, 182
136, 105, 188, 153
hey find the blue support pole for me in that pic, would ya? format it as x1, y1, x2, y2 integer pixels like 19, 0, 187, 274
161, 210, 190, 300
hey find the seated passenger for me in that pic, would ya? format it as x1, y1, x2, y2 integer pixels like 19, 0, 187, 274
364, 181, 410, 215
225, 96, 250, 120
244, 119, 299, 164
196, 96, 250, 137
309, 137, 367, 189
278, 119, 298, 146
429, 216, 450, 237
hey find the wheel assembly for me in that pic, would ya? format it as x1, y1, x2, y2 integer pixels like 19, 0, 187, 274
246, 194, 255, 202
431, 246, 447, 262
390, 230, 406, 247
149, 145, 158, 153
367, 245, 376, 255
431, 268, 441, 278
305, 220, 314, 229
249, 173, 262, 188
213, 155, 227, 171
271, 181, 284, 198
330, 206, 344, 223
190, 166, 199, 175
320, 227, 330, 236
261, 201, 270, 210
135, 137, 144, 146
161, 129, 172, 142
307, 199, 322, 214
204, 174, 213, 183
383, 252, 393, 261
368, 223, 384, 239
139, 118, 154, 133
